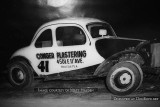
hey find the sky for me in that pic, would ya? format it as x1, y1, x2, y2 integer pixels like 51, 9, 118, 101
1, 1, 159, 26
1, 0, 159, 36
0, 0, 160, 70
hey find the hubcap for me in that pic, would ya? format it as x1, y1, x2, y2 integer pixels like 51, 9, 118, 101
17, 70, 24, 80
119, 73, 131, 85
11, 67, 25, 85
110, 67, 135, 92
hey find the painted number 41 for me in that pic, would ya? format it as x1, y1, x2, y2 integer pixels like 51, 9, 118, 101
38, 61, 49, 72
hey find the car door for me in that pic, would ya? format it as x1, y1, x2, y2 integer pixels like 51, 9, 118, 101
52, 24, 104, 73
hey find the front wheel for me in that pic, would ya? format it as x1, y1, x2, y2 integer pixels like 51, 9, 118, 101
8, 61, 34, 89
106, 61, 143, 96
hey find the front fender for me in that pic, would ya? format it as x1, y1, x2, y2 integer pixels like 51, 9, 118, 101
94, 50, 144, 77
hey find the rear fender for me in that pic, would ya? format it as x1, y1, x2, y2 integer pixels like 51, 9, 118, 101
7, 56, 38, 77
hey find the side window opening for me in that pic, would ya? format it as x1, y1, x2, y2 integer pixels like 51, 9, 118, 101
56, 26, 86, 46
35, 29, 53, 48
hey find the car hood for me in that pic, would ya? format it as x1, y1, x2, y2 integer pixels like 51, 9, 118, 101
95, 36, 146, 59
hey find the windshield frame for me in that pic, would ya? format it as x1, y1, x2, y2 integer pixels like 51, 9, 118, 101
86, 22, 117, 38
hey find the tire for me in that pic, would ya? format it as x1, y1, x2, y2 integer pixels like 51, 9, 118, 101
106, 61, 143, 96
8, 61, 34, 89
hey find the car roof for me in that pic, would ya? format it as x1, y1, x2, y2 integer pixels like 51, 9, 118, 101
39, 17, 106, 28
32, 17, 108, 42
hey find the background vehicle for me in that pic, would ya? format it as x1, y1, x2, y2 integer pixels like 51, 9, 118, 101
7, 18, 160, 95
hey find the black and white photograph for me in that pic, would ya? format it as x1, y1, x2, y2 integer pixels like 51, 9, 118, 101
0, 0, 160, 107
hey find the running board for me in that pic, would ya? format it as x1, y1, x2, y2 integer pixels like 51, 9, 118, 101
41, 74, 98, 81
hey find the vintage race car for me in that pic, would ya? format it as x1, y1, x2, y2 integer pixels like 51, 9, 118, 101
7, 17, 160, 95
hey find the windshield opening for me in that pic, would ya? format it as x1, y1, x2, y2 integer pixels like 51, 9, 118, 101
87, 22, 116, 38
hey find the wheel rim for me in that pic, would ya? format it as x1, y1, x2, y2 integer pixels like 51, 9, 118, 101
114, 71, 132, 89
110, 67, 135, 92
11, 67, 25, 85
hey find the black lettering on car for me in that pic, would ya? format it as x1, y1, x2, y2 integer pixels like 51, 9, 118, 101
36, 53, 54, 60
56, 50, 87, 59
38, 61, 49, 72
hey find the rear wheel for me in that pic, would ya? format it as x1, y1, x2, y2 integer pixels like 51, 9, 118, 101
106, 61, 143, 95
8, 61, 34, 89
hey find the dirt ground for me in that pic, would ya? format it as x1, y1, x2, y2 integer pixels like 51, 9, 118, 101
0, 74, 160, 107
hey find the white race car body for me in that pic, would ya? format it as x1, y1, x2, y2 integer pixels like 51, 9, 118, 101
11, 18, 110, 76
9, 18, 153, 95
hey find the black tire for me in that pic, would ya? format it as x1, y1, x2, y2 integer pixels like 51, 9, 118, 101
106, 61, 143, 96
8, 61, 34, 89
